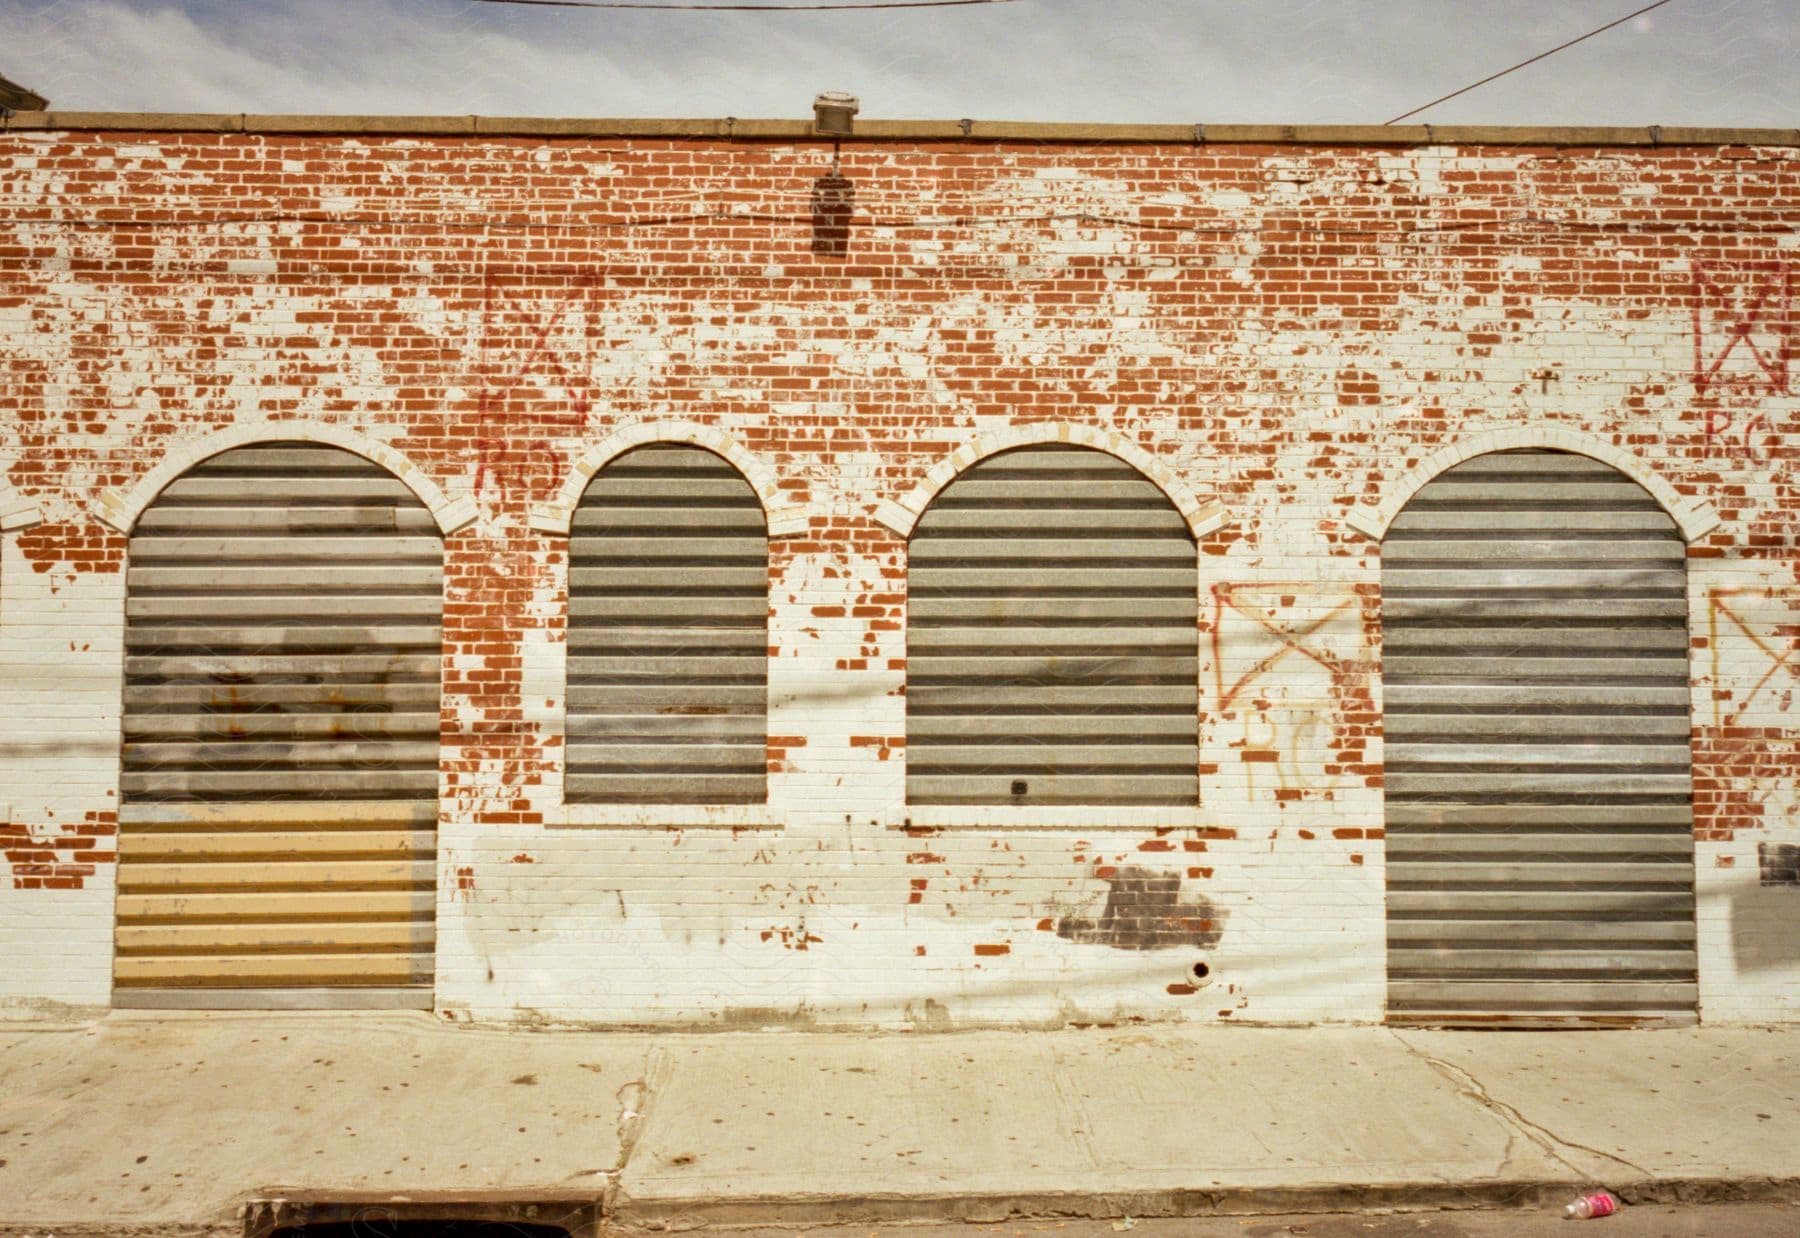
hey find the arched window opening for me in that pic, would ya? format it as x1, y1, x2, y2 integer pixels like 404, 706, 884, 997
907, 445, 1199, 808
566, 445, 769, 804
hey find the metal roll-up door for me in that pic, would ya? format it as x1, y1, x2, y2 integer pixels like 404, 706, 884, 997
567, 445, 768, 804
908, 446, 1198, 807
1383, 449, 1695, 1027
115, 443, 442, 1008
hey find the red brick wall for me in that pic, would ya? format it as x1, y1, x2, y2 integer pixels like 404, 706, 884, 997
0, 127, 1795, 1022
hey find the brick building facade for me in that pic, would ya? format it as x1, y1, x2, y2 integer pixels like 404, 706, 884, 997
0, 115, 1795, 1026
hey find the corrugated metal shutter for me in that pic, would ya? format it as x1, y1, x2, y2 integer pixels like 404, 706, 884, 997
115, 443, 441, 1008
567, 445, 768, 804
908, 446, 1198, 807
1382, 449, 1696, 1027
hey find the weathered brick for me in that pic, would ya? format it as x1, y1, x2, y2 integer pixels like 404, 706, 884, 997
0, 127, 1794, 1025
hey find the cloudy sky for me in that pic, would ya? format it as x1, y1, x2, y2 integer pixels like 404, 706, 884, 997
0, 0, 1794, 126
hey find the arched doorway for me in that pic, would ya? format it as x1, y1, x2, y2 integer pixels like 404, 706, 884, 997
1382, 449, 1696, 1026
114, 442, 442, 1008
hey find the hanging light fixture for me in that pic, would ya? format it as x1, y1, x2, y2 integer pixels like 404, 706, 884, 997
0, 70, 48, 113
812, 92, 859, 137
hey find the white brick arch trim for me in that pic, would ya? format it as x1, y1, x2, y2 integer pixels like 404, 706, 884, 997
527, 421, 809, 538
0, 479, 44, 533
91, 422, 477, 535
1343, 428, 1721, 545
873, 422, 1229, 539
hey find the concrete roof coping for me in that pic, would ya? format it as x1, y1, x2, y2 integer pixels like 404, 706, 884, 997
2, 112, 1797, 148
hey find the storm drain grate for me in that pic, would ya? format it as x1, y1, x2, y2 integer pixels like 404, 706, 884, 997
248, 1198, 597, 1238
272, 1225, 573, 1238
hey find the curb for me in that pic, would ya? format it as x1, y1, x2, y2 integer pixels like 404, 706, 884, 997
0, 1228, 237, 1238
6, 1176, 1797, 1236
607, 1176, 1800, 1231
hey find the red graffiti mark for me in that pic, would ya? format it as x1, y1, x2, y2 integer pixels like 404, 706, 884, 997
1703, 408, 1771, 460
469, 376, 563, 499
1708, 587, 1800, 728
481, 271, 605, 422
1210, 584, 1358, 709
1694, 588, 1800, 836
1207, 585, 1382, 792
1692, 262, 1792, 396
471, 271, 606, 500
472, 428, 557, 498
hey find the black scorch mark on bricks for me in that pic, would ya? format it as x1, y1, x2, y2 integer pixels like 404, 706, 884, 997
1055, 865, 1225, 950
1759, 843, 1800, 887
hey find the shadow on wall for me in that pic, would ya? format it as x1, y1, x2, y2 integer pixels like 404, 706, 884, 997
811, 174, 854, 257
1731, 843, 1800, 974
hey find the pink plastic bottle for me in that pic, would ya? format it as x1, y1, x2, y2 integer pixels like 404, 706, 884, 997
1564, 1190, 1619, 1219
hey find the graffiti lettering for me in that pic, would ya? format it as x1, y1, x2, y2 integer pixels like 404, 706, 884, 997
1211, 585, 1359, 710
1206, 583, 1379, 797
1703, 408, 1770, 461
1692, 262, 1792, 396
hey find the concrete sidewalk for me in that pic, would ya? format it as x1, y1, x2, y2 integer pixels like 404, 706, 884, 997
0, 1014, 1795, 1235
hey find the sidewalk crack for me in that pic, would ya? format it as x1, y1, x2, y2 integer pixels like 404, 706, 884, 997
1389, 1030, 1649, 1180
584, 1044, 666, 1212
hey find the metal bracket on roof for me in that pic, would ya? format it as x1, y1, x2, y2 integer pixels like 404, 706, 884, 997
958, 118, 974, 136
1193, 124, 1207, 144
1649, 125, 1664, 146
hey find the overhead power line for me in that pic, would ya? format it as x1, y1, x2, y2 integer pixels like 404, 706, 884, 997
470, 0, 1018, 11
1384, 0, 1676, 125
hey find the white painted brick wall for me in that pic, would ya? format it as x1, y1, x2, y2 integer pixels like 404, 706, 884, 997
0, 131, 1794, 1026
